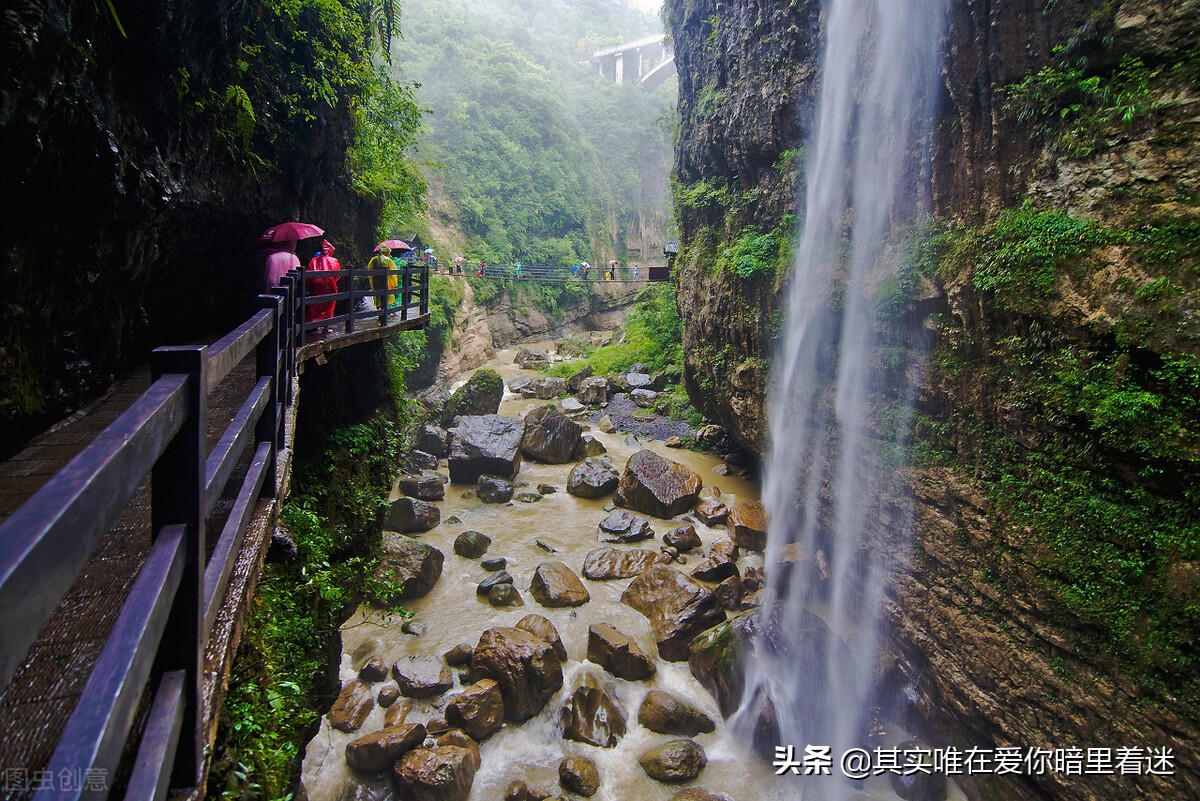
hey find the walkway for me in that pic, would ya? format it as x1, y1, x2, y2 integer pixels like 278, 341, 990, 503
0, 289, 427, 799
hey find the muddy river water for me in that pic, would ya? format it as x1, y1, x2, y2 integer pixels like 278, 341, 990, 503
299, 342, 964, 801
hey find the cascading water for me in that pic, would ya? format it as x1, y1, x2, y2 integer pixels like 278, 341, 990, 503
736, 0, 946, 795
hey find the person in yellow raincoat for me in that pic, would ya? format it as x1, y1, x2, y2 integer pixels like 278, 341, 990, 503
368, 245, 399, 309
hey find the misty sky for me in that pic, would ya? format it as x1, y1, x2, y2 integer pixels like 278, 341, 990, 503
628, 0, 662, 13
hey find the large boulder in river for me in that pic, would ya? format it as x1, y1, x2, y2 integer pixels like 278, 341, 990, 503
582, 547, 668, 580
616, 450, 703, 519
392, 655, 454, 698
373, 534, 444, 602
639, 739, 707, 783
385, 497, 441, 533
637, 690, 715, 737
442, 369, 504, 424
560, 674, 627, 748
518, 376, 568, 400
345, 722, 426, 773
529, 561, 590, 607
471, 627, 564, 721
573, 434, 607, 460
567, 458, 619, 499
414, 424, 450, 457
597, 509, 654, 544
621, 566, 725, 661
728, 499, 768, 552
587, 623, 656, 681
445, 679, 505, 741
514, 347, 551, 368
400, 472, 446, 501
521, 405, 582, 463
577, 376, 608, 405
476, 474, 514, 503
515, 613, 569, 662
448, 415, 525, 483
392, 745, 477, 801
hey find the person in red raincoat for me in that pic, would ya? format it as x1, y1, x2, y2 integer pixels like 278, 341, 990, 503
305, 239, 340, 331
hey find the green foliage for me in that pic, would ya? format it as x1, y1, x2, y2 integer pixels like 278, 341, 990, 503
350, 69, 428, 229
555, 283, 683, 379
970, 205, 1102, 303
1003, 54, 1167, 157
719, 227, 786, 280
398, 0, 672, 264
209, 383, 418, 798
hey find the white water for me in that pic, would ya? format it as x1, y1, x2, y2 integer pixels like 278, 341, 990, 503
737, 0, 947, 798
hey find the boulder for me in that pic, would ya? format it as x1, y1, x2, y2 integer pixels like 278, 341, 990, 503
442, 368, 504, 423
448, 415, 525, 484
400, 472, 446, 502
521, 405, 583, 463
488, 584, 518, 606
529, 561, 590, 608
639, 739, 707, 783
392, 655, 453, 698
444, 644, 473, 666
385, 497, 441, 534
713, 574, 745, 610
663, 524, 702, 553
616, 450, 703, 519
384, 699, 413, 728
559, 755, 601, 797
518, 377, 568, 400
621, 566, 726, 661
573, 434, 607, 460
345, 723, 426, 774
567, 364, 593, 393
597, 415, 616, 433
446, 679, 505, 741
560, 675, 627, 747
691, 554, 739, 583
453, 530, 491, 558
587, 624, 656, 680
477, 571, 514, 595
637, 690, 715, 736
515, 613, 569, 662
373, 535, 444, 602
377, 685, 400, 707
329, 680, 375, 732
477, 474, 515, 503
414, 424, 450, 458
471, 627, 564, 721
664, 435, 684, 448
693, 498, 728, 526
597, 509, 655, 544
481, 557, 507, 571
567, 458, 620, 499
514, 348, 550, 368
560, 397, 586, 415
577, 376, 608, 405
392, 746, 477, 801
631, 388, 659, 408
358, 657, 388, 683
410, 450, 439, 471
625, 372, 655, 390
710, 540, 738, 561
537, 483, 557, 494
728, 499, 768, 552
515, 492, 542, 503
434, 730, 481, 771
581, 547, 668, 580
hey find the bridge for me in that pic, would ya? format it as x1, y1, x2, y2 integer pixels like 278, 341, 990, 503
0, 262, 430, 800
441, 261, 672, 283
585, 34, 676, 91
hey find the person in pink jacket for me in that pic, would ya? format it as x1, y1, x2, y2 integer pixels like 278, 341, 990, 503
264, 240, 301, 292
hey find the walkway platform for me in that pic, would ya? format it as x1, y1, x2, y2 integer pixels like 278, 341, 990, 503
0, 306, 424, 798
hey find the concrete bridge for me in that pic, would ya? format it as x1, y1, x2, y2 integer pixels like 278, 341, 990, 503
585, 34, 676, 91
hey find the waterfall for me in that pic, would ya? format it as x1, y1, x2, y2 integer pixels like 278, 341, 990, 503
735, 0, 946, 794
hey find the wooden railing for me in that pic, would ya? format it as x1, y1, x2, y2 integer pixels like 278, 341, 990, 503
295, 260, 430, 342
0, 260, 429, 799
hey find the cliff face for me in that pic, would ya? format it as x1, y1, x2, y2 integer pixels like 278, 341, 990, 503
670, 1, 1200, 799
0, 1, 379, 456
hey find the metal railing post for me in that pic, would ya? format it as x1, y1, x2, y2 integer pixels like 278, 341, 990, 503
347, 263, 356, 335
401, 264, 411, 321
273, 278, 294, 407
256, 294, 283, 495
296, 264, 307, 349
149, 344, 208, 788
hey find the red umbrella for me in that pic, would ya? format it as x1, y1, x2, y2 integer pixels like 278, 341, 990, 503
375, 239, 411, 252
260, 222, 324, 243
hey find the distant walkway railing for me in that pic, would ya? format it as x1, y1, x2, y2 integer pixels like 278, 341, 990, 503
296, 261, 430, 342
434, 263, 669, 283
0, 261, 430, 798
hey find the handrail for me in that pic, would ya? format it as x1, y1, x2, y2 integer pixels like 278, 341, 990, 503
0, 260, 432, 797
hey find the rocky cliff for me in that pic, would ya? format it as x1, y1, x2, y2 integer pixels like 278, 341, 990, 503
0, 1, 382, 456
669, 1, 1199, 799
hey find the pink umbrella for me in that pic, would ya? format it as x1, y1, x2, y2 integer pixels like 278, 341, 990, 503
375, 239, 411, 252
260, 222, 324, 243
